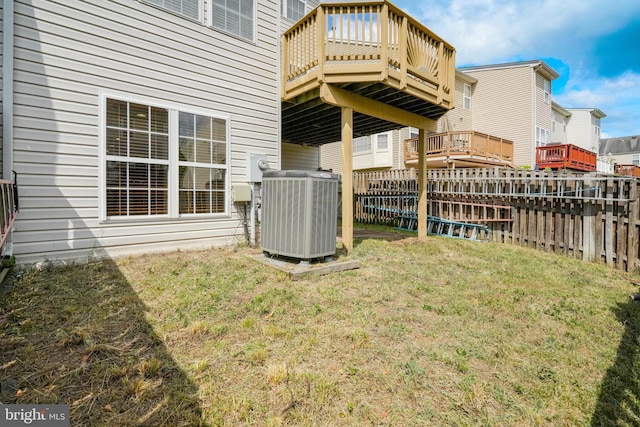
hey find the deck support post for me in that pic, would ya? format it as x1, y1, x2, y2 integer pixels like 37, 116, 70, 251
418, 128, 428, 241
341, 107, 354, 252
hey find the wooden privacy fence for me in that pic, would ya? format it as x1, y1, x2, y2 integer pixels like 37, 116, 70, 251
354, 168, 640, 271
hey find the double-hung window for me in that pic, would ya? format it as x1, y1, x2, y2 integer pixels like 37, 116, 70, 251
353, 136, 372, 153
543, 79, 551, 104
376, 133, 389, 151
178, 113, 227, 214
463, 83, 471, 111
283, 0, 306, 21
105, 100, 170, 217
146, 0, 200, 20
212, 0, 255, 41
104, 97, 229, 220
535, 126, 549, 147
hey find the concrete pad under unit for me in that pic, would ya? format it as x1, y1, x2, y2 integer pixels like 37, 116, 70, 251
252, 254, 360, 281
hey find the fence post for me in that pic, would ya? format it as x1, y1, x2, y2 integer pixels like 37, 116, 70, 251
582, 178, 597, 262
627, 181, 639, 270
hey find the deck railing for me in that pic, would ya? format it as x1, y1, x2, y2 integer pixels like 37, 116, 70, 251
0, 175, 19, 251
282, 1, 455, 106
615, 164, 640, 177
404, 131, 514, 165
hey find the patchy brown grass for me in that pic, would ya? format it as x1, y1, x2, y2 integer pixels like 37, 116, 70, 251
1, 227, 639, 426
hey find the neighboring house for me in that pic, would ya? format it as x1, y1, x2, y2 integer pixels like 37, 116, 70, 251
599, 135, 640, 166
321, 70, 477, 173
551, 102, 571, 145
322, 59, 609, 172
458, 60, 558, 168
320, 128, 412, 174
436, 70, 476, 133
2, 0, 456, 263
565, 108, 606, 152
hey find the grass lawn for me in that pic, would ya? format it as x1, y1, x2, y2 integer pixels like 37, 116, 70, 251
1, 226, 640, 426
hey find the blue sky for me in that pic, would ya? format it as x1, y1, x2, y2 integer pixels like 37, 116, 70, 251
387, 0, 640, 138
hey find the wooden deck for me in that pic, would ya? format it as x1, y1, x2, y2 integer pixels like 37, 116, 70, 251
404, 131, 514, 168
281, 1, 456, 146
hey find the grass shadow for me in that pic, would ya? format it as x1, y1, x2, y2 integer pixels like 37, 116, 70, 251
591, 298, 640, 426
0, 260, 202, 426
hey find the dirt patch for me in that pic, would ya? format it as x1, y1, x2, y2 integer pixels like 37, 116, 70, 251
337, 226, 413, 242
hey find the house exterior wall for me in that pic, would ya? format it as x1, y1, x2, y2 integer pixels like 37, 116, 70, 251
437, 78, 473, 132
1, 1, 4, 178
612, 153, 638, 165
10, 0, 281, 264
566, 110, 592, 150
351, 131, 392, 171
281, 142, 319, 170
393, 127, 413, 169
566, 109, 601, 152
535, 72, 552, 148
463, 66, 536, 167
551, 109, 569, 144
319, 141, 342, 173
320, 130, 396, 174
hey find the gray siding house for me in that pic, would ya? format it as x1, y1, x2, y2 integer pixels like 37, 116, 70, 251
2, 0, 458, 262
1, 0, 319, 265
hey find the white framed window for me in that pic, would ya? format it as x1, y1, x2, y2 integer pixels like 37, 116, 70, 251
409, 127, 419, 139
103, 96, 229, 220
543, 79, 550, 104
212, 0, 255, 41
376, 133, 389, 151
463, 83, 471, 111
178, 112, 228, 214
145, 0, 200, 20
634, 154, 639, 166
353, 135, 372, 153
283, 0, 306, 21
536, 127, 549, 147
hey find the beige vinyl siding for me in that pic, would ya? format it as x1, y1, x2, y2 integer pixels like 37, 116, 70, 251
320, 141, 343, 174
567, 111, 591, 150
611, 153, 637, 165
438, 79, 473, 132
392, 128, 405, 169
281, 142, 319, 170
0, 1, 4, 178
551, 109, 569, 145
465, 66, 535, 167
566, 109, 599, 151
12, 0, 280, 264
535, 73, 552, 148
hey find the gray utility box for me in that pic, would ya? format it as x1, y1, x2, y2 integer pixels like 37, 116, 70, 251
261, 170, 339, 260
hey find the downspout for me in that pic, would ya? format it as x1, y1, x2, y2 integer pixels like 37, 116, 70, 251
3, 0, 15, 256
3, 0, 14, 179
276, 2, 282, 170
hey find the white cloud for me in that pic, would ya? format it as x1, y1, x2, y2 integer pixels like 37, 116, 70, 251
412, 0, 640, 65
555, 72, 640, 137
